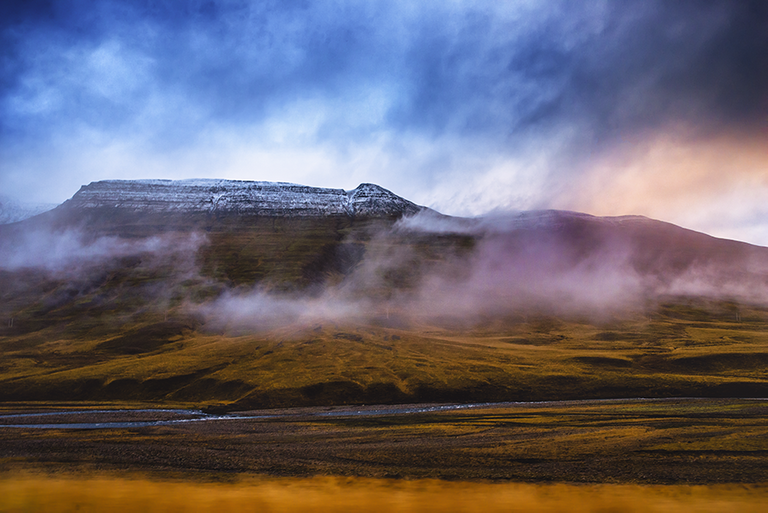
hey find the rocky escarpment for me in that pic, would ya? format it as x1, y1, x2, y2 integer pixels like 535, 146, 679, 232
60, 179, 423, 218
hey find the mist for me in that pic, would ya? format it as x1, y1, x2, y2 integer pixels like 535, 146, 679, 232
4, 198, 767, 334
195, 211, 768, 332
0, 218, 206, 328
0, 228, 204, 276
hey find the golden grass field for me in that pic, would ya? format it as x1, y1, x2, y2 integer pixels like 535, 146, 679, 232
2, 299, 767, 406
2, 474, 767, 513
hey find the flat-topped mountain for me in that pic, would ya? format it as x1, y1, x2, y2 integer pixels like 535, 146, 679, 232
4, 180, 768, 294
3, 179, 768, 407
60, 179, 423, 219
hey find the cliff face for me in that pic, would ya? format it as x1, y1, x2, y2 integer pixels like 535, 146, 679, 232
62, 179, 423, 218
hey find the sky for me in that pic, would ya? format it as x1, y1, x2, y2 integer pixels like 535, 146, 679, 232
1, 0, 767, 244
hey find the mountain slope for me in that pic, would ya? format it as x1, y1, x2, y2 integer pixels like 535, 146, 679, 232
1, 180, 768, 406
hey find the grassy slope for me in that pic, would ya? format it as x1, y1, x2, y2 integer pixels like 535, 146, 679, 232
1, 215, 767, 407
2, 302, 767, 407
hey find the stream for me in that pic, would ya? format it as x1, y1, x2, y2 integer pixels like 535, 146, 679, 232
0, 397, 739, 429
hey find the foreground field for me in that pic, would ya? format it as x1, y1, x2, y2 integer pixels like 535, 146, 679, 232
2, 475, 767, 513
2, 399, 767, 483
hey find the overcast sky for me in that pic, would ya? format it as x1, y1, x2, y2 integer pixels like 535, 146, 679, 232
2, 1, 767, 243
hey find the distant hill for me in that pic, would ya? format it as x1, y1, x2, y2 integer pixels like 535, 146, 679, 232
0, 195, 56, 224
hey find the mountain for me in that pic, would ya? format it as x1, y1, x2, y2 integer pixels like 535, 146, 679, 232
58, 179, 423, 218
2, 180, 768, 406
4, 180, 768, 297
4, 178, 768, 303
0, 195, 56, 225
10, 180, 424, 242
399, 209, 768, 301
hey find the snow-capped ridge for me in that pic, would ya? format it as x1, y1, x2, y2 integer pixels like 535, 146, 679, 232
0, 196, 57, 225
62, 179, 422, 218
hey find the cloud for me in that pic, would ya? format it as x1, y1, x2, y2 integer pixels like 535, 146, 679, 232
0, 225, 205, 277
199, 210, 768, 332
555, 131, 768, 244
4, 205, 767, 331
1, 1, 767, 242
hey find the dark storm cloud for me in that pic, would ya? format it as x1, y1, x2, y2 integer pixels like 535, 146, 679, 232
4, 1, 765, 141
2, 0, 399, 146
1, 0, 767, 239
393, 0, 767, 146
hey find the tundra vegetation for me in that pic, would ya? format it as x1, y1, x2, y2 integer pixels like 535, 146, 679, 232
1, 216, 767, 407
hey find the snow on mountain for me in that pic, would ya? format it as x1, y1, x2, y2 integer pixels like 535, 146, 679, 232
0, 196, 57, 225
62, 179, 423, 218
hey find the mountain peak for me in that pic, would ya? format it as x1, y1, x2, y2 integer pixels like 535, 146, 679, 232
348, 183, 422, 217
61, 179, 423, 219
0, 196, 56, 225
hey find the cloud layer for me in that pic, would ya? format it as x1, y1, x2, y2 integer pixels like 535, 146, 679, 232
4, 206, 768, 332
2, 1, 767, 242
199, 210, 768, 331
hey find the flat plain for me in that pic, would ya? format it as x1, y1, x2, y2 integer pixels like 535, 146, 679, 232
1, 398, 767, 483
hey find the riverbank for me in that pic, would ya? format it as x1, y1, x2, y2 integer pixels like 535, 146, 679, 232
2, 398, 767, 484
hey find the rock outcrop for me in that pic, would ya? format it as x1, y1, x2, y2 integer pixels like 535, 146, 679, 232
61, 179, 423, 218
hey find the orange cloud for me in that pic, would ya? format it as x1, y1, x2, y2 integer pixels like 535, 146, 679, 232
558, 130, 768, 244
